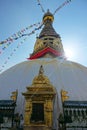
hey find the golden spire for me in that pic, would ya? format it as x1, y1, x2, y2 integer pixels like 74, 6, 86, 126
29, 10, 65, 59
39, 9, 59, 38
43, 9, 54, 24
32, 65, 51, 85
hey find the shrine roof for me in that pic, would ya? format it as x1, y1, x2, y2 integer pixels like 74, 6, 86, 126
64, 101, 87, 108
0, 100, 16, 107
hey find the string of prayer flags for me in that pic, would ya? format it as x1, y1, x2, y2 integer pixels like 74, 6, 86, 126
37, 0, 45, 13
0, 23, 43, 73
53, 0, 72, 15
0, 22, 43, 55
0, 22, 41, 45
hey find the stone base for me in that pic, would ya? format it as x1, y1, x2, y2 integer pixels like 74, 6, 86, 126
24, 125, 52, 130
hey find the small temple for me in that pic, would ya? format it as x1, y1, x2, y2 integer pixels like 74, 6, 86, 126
22, 65, 56, 130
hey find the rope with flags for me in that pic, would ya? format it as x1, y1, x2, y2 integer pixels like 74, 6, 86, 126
0, 22, 43, 73
0, 37, 28, 72
0, 22, 43, 55
53, 0, 72, 15
37, 0, 45, 13
0, 22, 41, 45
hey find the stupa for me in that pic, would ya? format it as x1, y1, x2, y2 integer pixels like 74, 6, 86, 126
0, 10, 87, 129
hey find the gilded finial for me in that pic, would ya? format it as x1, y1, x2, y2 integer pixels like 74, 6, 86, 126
43, 9, 54, 23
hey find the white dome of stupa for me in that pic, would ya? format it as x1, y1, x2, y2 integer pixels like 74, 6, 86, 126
0, 58, 87, 113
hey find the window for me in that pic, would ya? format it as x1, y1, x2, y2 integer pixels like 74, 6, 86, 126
31, 103, 44, 122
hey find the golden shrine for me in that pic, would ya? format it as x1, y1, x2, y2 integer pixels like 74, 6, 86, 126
22, 65, 56, 130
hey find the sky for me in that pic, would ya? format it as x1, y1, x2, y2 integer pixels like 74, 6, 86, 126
0, 0, 87, 73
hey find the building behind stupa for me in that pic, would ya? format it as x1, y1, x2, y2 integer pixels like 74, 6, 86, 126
0, 10, 87, 130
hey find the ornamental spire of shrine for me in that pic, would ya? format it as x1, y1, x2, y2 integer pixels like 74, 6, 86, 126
39, 9, 60, 38
29, 10, 65, 59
